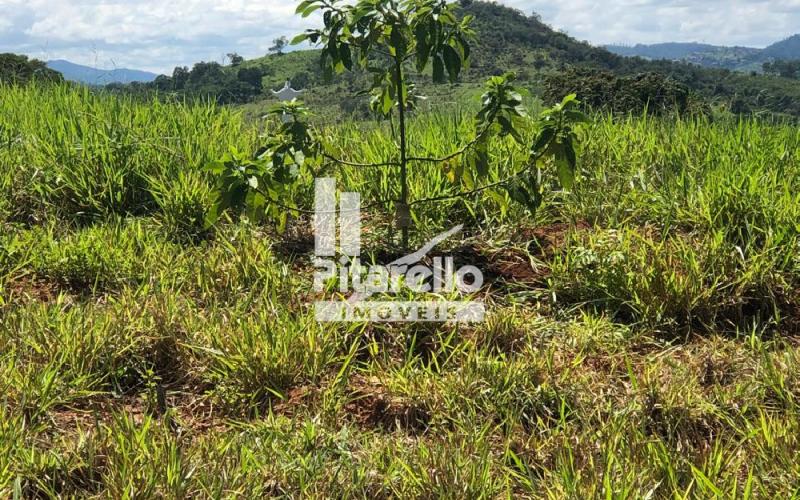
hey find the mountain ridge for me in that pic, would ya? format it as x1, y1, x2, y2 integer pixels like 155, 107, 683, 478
763, 34, 800, 59
606, 35, 799, 72
46, 60, 158, 85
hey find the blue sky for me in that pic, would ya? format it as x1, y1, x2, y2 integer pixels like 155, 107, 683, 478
1, 0, 798, 74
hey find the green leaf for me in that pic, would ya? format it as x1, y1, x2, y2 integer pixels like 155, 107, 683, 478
460, 36, 471, 65
497, 115, 523, 144
556, 156, 574, 190
560, 93, 578, 106
381, 87, 394, 115
300, 4, 321, 18
291, 33, 310, 45
390, 26, 406, 59
565, 140, 577, 171
246, 190, 267, 221
472, 140, 489, 178
486, 189, 508, 214
432, 55, 445, 84
506, 182, 541, 215
445, 164, 457, 184
442, 44, 461, 82
532, 127, 555, 153
454, 162, 464, 184
462, 164, 475, 190
414, 24, 431, 71
339, 43, 352, 71
204, 201, 221, 229
203, 160, 226, 175
295, 0, 313, 15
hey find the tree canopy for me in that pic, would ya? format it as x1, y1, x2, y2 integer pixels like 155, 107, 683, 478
0, 53, 63, 85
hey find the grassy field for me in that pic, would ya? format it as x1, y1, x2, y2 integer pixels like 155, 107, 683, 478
1, 83, 800, 497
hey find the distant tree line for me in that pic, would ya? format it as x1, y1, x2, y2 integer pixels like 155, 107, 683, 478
106, 37, 294, 104
762, 60, 800, 80
6, 1, 798, 118
107, 60, 269, 104
0, 53, 63, 85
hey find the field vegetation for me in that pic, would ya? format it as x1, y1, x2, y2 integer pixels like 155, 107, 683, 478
1, 76, 800, 497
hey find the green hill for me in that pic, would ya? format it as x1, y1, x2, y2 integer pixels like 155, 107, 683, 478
764, 34, 800, 60
241, 1, 626, 87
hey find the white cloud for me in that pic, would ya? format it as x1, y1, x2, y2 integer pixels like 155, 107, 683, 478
1, 0, 798, 73
505, 0, 799, 47
2, 0, 316, 72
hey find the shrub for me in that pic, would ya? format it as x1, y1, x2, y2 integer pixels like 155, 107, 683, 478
543, 68, 708, 116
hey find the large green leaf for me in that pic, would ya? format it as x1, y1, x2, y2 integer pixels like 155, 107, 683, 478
442, 44, 461, 82
339, 43, 353, 71
432, 55, 446, 84
532, 127, 555, 153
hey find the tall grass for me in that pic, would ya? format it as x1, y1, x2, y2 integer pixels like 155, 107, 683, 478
1, 83, 800, 497
0, 83, 257, 223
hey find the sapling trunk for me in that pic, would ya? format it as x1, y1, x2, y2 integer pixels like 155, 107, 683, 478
394, 57, 410, 250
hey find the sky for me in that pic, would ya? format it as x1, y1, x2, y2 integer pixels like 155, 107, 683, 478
1, 0, 798, 74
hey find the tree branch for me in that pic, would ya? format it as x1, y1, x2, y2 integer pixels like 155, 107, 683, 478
408, 134, 555, 206
251, 185, 389, 215
322, 151, 400, 168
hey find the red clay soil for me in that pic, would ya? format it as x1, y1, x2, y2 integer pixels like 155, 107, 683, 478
511, 220, 591, 259
451, 221, 592, 286
343, 376, 431, 433
49, 389, 226, 437
272, 384, 321, 417
484, 248, 547, 284
4, 276, 64, 303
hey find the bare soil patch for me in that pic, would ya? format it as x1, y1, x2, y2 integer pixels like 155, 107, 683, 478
344, 376, 431, 434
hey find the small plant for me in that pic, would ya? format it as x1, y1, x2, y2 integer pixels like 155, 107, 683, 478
147, 170, 212, 240
205, 0, 586, 247
204, 100, 319, 232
